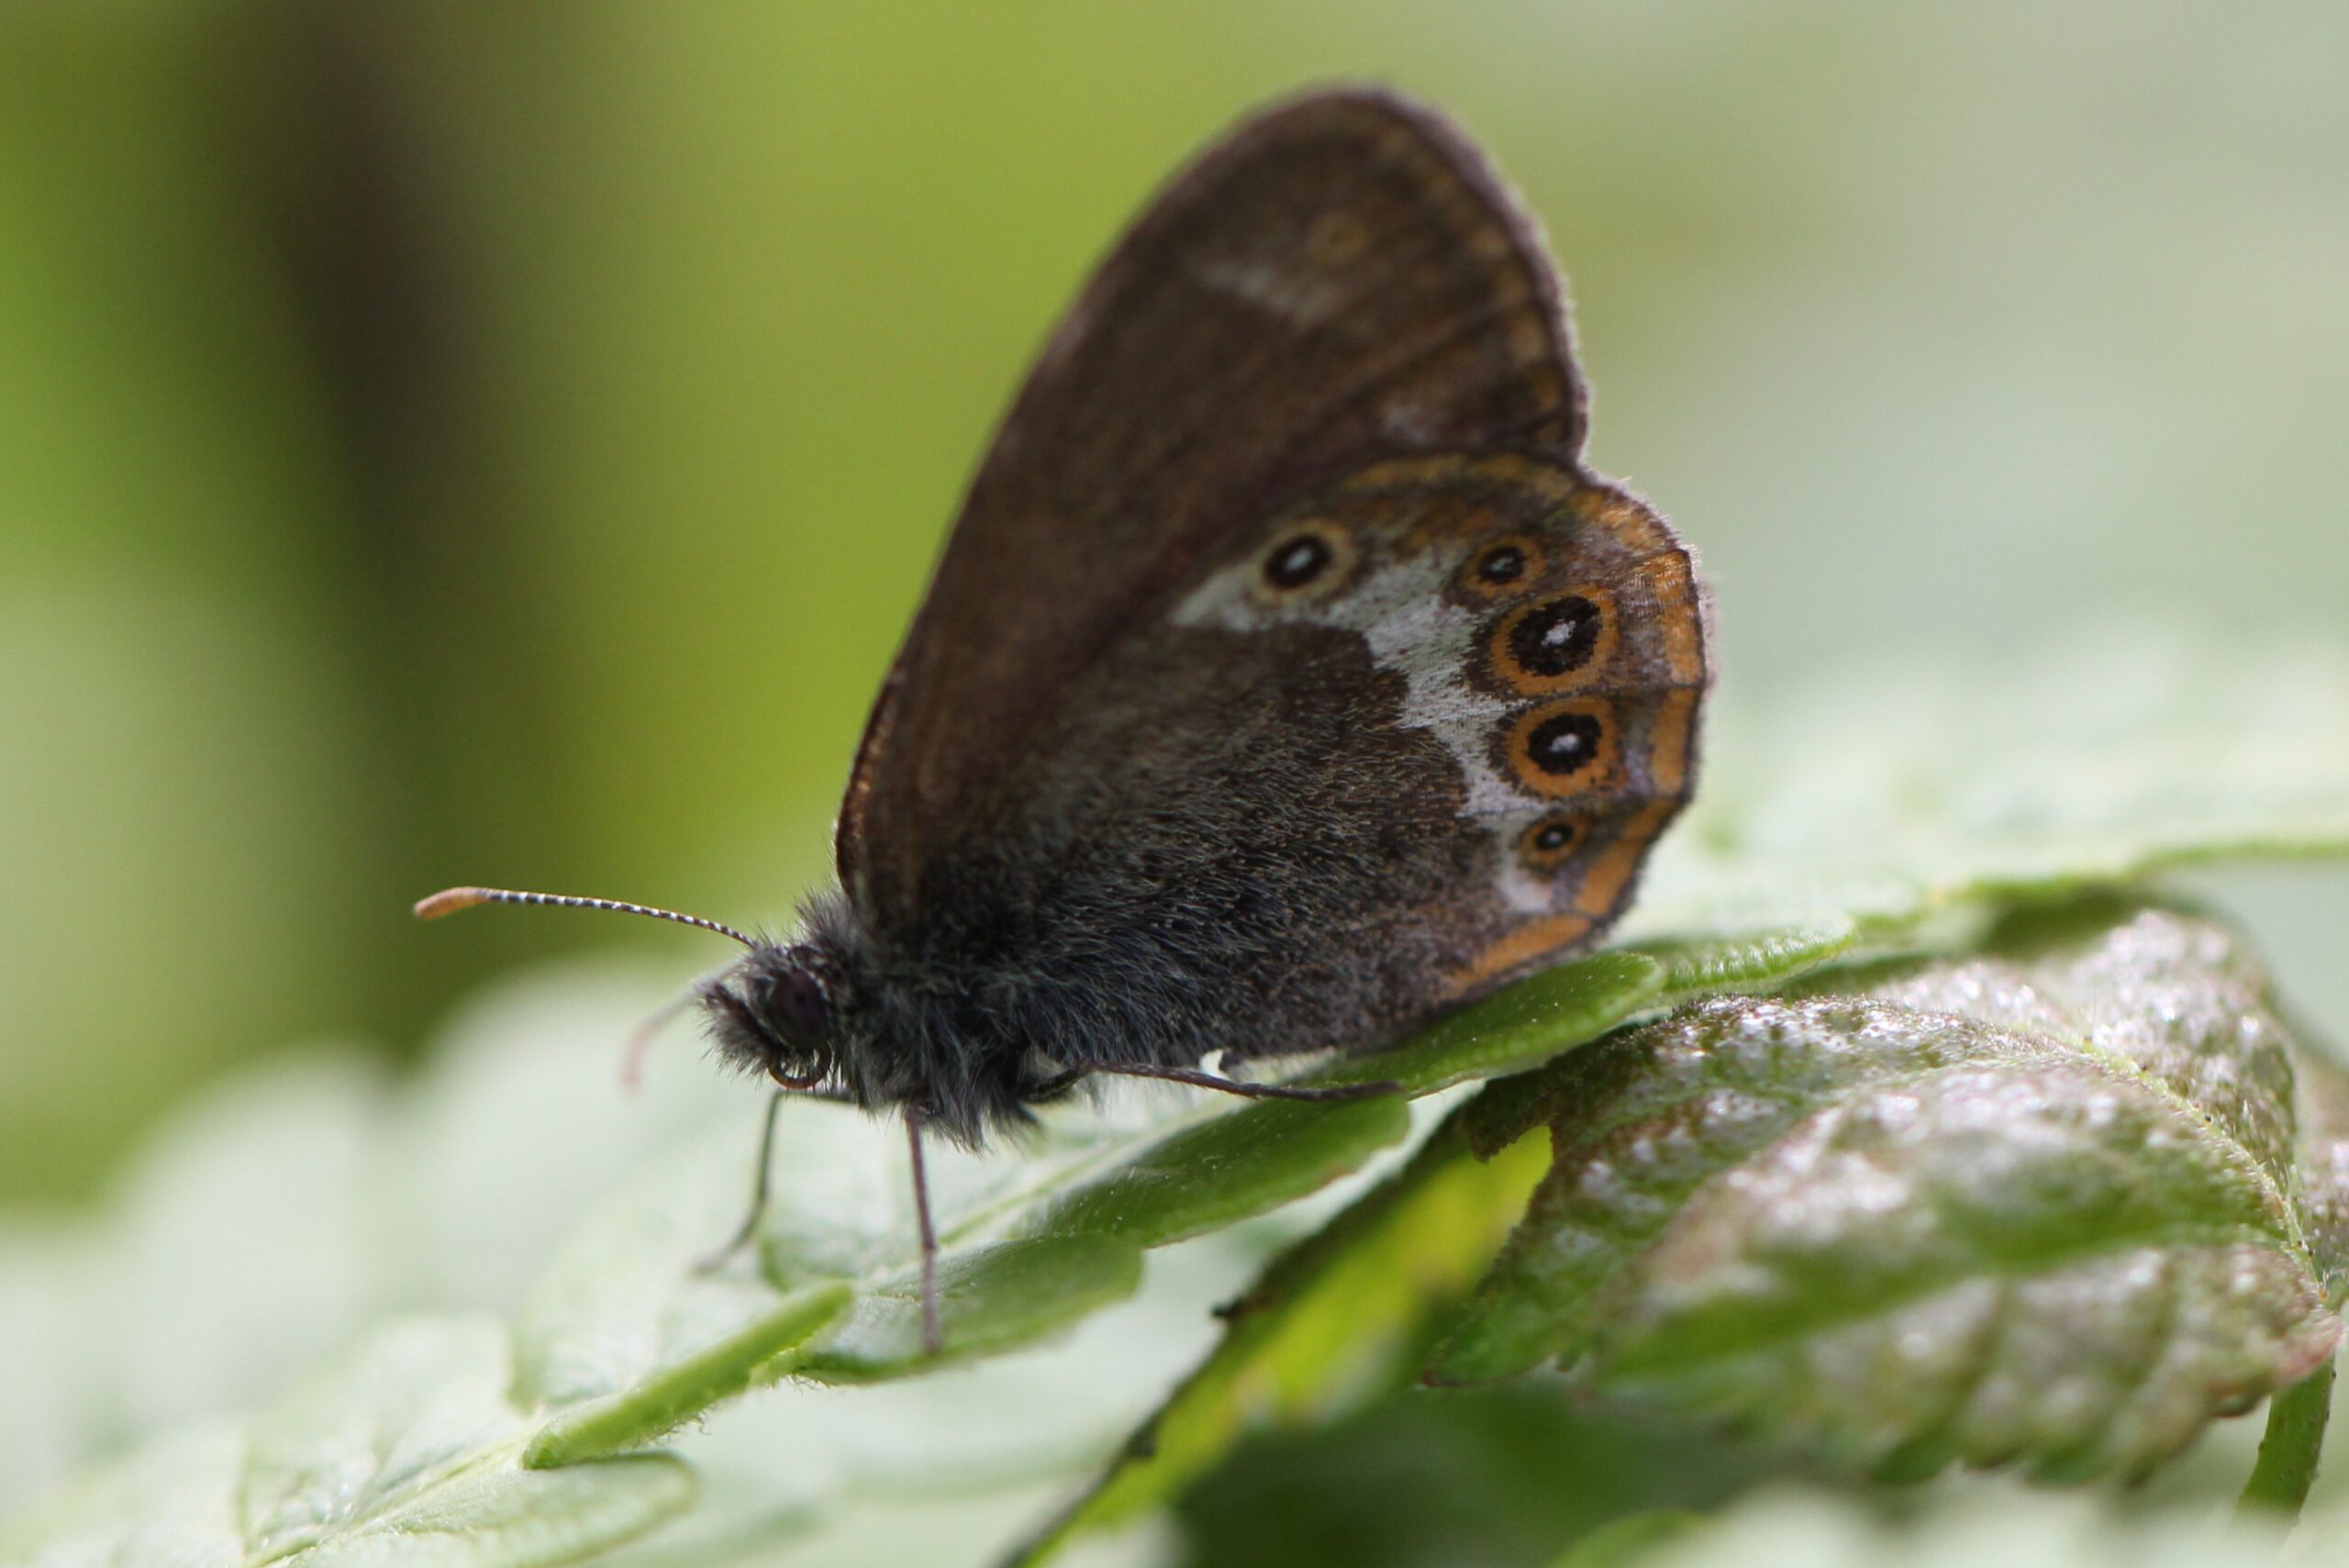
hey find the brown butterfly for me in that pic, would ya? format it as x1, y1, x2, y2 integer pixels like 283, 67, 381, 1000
418, 85, 1709, 1353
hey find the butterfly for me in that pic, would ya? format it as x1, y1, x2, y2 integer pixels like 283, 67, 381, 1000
418, 85, 1709, 1353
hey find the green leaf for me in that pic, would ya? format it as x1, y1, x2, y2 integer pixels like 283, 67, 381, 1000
0, 1318, 696, 1568
507, 1083, 1423, 1443
1545, 1510, 1707, 1568
1327, 952, 1675, 1094
523, 1283, 852, 1469
0, 1425, 248, 1568
1634, 924, 1860, 998
240, 1318, 528, 1558
1432, 899, 2348, 1484
1017, 1096, 1414, 1249
2295, 1050, 2349, 1307
1012, 1107, 1552, 1564
288, 1457, 693, 1568
1549, 1482, 2329, 1568
795, 1235, 1142, 1381
505, 939, 1754, 1460
15, 637, 2349, 1562
1623, 634, 2349, 948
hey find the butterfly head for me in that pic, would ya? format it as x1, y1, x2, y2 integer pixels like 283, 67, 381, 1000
701, 940, 845, 1092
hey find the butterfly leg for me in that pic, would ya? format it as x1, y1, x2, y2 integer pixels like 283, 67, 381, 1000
906, 1107, 942, 1355
696, 1078, 855, 1273
1078, 1062, 1405, 1101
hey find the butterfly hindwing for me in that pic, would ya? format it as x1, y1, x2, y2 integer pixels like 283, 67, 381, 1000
1166, 453, 1706, 1009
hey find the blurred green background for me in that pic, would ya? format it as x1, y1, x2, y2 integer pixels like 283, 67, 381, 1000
4, 0, 2345, 1208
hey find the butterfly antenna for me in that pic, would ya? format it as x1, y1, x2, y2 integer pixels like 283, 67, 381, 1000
413, 885, 757, 949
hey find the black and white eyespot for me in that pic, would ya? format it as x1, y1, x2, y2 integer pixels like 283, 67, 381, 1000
1488, 587, 1617, 693
1528, 712, 1601, 773
1511, 596, 1603, 676
1460, 534, 1546, 598
1266, 534, 1332, 588
1519, 814, 1585, 872
1504, 698, 1619, 798
1252, 519, 1355, 605
1478, 545, 1526, 584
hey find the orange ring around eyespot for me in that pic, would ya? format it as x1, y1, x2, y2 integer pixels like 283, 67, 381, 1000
1517, 813, 1586, 873
1503, 696, 1620, 799
1487, 586, 1618, 695
1249, 517, 1357, 607
1457, 533, 1548, 600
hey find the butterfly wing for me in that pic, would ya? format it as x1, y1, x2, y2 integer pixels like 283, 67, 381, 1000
834, 88, 1706, 1067
1156, 452, 1707, 1018
842, 88, 1585, 906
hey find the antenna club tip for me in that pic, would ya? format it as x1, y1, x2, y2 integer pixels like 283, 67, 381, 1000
414, 887, 490, 921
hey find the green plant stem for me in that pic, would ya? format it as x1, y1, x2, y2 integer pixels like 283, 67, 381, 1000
2237, 1354, 2335, 1520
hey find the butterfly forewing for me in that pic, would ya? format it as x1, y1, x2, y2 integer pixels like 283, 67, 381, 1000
837, 87, 1708, 1071
843, 89, 1590, 917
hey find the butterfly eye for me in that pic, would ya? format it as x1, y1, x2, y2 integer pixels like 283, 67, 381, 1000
760, 953, 834, 1048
